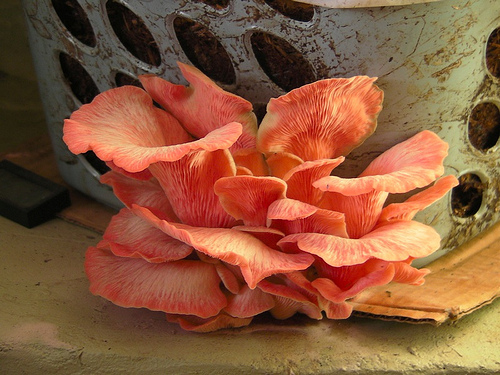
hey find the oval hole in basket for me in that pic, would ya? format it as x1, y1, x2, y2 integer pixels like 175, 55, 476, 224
174, 16, 236, 85
486, 27, 500, 79
115, 72, 142, 88
106, 0, 161, 67
468, 102, 500, 151
264, 0, 314, 22
251, 31, 316, 92
83, 151, 110, 176
59, 52, 99, 104
51, 0, 96, 47
253, 102, 268, 125
451, 173, 485, 218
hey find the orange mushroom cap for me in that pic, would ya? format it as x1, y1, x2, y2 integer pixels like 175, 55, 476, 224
131, 205, 315, 289
63, 85, 243, 173
140, 62, 258, 151
257, 76, 383, 161
85, 245, 226, 319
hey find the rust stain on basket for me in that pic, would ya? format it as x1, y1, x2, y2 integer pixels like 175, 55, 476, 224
430, 58, 462, 82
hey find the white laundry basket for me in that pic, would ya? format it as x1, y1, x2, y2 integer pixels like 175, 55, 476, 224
22, 0, 500, 263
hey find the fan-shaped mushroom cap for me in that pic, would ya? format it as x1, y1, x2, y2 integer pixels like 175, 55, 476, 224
140, 62, 258, 150
63, 86, 243, 173
268, 198, 348, 238
100, 171, 177, 221
283, 157, 344, 205
278, 220, 441, 267
214, 175, 287, 227
85, 245, 226, 318
166, 313, 252, 332
379, 175, 459, 222
314, 130, 449, 196
103, 208, 192, 262
224, 285, 275, 318
257, 76, 383, 161
312, 257, 429, 309
314, 130, 451, 238
312, 259, 396, 303
149, 149, 237, 228
131, 205, 315, 289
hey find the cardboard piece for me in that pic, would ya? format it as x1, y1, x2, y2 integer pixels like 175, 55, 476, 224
350, 221, 500, 324
3, 134, 499, 325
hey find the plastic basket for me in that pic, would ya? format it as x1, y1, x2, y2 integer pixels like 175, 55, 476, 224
22, 0, 500, 263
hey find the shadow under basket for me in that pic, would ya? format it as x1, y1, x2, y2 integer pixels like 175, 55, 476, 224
21, 0, 500, 323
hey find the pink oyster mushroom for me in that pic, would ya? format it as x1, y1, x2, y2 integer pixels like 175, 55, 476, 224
63, 62, 458, 332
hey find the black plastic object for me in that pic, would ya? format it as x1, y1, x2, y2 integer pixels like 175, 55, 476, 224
0, 160, 71, 228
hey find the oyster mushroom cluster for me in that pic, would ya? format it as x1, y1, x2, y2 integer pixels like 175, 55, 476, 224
63, 63, 457, 332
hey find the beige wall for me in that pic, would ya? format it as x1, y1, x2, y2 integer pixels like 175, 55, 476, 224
0, 0, 46, 152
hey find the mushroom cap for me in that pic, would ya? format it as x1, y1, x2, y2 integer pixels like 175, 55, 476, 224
166, 313, 252, 333
131, 205, 315, 289
278, 219, 441, 267
214, 175, 287, 227
257, 76, 383, 161
314, 130, 449, 196
149, 149, 237, 228
224, 285, 275, 318
268, 198, 348, 238
102, 208, 192, 262
85, 245, 226, 319
100, 171, 176, 221
140, 62, 258, 151
63, 85, 242, 173
379, 175, 459, 222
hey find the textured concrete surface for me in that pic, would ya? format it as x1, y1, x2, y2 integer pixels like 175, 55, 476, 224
1, 215, 500, 374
